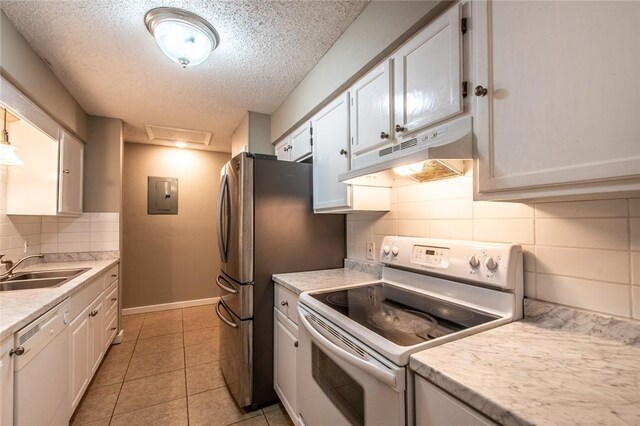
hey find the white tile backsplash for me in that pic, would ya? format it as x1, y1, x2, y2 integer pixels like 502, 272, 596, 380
0, 165, 119, 260
347, 171, 640, 319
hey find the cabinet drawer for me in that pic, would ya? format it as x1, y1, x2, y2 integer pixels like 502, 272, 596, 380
68, 276, 103, 321
104, 280, 118, 314
104, 311, 117, 349
274, 284, 299, 325
104, 264, 119, 286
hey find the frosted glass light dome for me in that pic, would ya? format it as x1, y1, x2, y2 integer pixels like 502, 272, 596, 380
145, 8, 219, 68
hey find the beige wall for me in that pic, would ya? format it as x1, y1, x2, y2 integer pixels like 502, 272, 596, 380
122, 143, 230, 308
270, 0, 450, 143
231, 111, 273, 158
347, 170, 640, 320
0, 11, 89, 140
84, 116, 123, 212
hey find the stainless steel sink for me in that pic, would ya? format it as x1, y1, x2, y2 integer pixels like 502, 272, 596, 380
0, 268, 90, 291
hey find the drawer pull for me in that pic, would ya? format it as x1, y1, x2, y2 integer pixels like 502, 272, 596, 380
280, 301, 288, 307
111, 274, 118, 278
294, 341, 298, 348
90, 309, 99, 317
111, 327, 117, 331
110, 298, 117, 302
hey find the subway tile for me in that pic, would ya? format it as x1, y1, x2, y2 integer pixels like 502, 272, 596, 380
473, 201, 534, 219
535, 246, 629, 284
535, 199, 628, 218
397, 183, 429, 203
351, 221, 373, 247
58, 232, 91, 243
632, 252, 640, 286
430, 198, 473, 219
397, 219, 429, 237
91, 222, 119, 233
41, 216, 58, 223
630, 198, 640, 217
430, 220, 473, 240
58, 242, 91, 253
631, 218, 640, 251
632, 287, 640, 320
372, 219, 397, 235
41, 222, 57, 233
58, 221, 91, 233
90, 241, 119, 251
424, 175, 473, 201
90, 231, 119, 242
9, 215, 41, 224
535, 218, 628, 250
397, 201, 429, 220
522, 245, 535, 272
41, 243, 58, 253
524, 272, 536, 298
473, 219, 534, 244
536, 274, 630, 318
91, 212, 120, 222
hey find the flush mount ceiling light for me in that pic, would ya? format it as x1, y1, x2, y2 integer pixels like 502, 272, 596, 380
0, 108, 23, 166
145, 7, 219, 68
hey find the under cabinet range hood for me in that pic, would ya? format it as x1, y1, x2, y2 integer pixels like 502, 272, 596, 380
339, 115, 473, 186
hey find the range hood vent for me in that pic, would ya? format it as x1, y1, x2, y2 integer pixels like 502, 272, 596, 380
339, 115, 472, 187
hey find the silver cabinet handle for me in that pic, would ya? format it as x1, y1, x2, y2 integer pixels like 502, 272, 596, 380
395, 124, 405, 132
380, 132, 389, 140
216, 275, 238, 294
339, 149, 347, 156
474, 85, 488, 97
62, 169, 70, 174
280, 301, 288, 307
215, 301, 238, 328
10, 346, 25, 356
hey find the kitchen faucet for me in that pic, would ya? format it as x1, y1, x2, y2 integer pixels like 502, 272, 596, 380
0, 254, 45, 279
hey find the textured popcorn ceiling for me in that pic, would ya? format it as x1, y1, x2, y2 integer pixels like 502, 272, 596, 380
0, 0, 368, 152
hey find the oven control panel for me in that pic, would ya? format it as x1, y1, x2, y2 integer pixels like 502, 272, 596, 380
410, 245, 450, 268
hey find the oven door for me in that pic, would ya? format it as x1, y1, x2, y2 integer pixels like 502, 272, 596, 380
297, 305, 406, 426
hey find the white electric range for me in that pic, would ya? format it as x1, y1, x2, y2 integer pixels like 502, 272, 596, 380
296, 236, 523, 426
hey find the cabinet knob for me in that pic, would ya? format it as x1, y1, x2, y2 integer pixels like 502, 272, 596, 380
111, 327, 117, 331
10, 346, 25, 356
90, 309, 99, 317
339, 149, 348, 156
474, 85, 488, 97
110, 297, 117, 302
280, 301, 288, 307
111, 274, 118, 278
294, 341, 299, 348
62, 169, 70, 174
380, 132, 389, 140
394, 124, 405, 133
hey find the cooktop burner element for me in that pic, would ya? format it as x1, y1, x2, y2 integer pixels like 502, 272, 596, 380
326, 291, 374, 308
367, 307, 438, 335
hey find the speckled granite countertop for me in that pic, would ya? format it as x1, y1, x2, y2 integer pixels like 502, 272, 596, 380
0, 258, 119, 340
410, 299, 640, 426
272, 260, 381, 295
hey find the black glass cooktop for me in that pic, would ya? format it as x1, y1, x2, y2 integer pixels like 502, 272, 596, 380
311, 283, 499, 346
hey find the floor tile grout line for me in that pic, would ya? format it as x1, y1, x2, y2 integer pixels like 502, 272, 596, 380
109, 394, 188, 421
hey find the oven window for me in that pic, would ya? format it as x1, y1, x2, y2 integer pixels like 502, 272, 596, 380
311, 343, 364, 426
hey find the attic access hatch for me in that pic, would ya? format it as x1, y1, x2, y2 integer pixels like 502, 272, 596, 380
339, 115, 473, 187
145, 124, 212, 147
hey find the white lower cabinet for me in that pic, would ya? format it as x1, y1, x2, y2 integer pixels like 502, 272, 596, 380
69, 306, 91, 410
0, 335, 14, 426
274, 284, 300, 424
89, 297, 104, 375
415, 375, 496, 426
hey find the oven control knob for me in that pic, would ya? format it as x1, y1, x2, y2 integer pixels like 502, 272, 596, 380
383, 245, 391, 255
468, 255, 480, 268
485, 257, 498, 271
391, 246, 399, 256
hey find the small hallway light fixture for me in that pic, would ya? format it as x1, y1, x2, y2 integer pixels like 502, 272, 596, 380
145, 7, 219, 68
0, 108, 23, 166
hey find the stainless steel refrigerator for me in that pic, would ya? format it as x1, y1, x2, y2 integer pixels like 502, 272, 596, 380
215, 152, 345, 409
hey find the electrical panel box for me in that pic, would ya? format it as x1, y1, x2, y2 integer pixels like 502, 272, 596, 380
147, 176, 178, 214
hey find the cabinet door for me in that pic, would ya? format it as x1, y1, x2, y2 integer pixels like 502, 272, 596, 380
0, 336, 13, 426
275, 139, 291, 161
394, 4, 462, 138
313, 93, 351, 211
273, 309, 298, 422
474, 0, 640, 199
289, 122, 312, 162
69, 309, 90, 411
58, 130, 84, 215
89, 298, 104, 375
350, 59, 393, 168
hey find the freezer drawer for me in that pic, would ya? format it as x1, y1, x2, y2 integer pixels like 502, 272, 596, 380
216, 273, 253, 320
216, 300, 253, 407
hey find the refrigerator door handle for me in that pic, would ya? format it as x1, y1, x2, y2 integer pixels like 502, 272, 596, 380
216, 173, 230, 262
216, 274, 238, 294
216, 300, 239, 328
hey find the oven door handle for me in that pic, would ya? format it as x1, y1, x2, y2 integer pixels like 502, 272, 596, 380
298, 310, 397, 389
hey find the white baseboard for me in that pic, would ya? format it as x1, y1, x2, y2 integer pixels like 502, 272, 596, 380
122, 297, 220, 315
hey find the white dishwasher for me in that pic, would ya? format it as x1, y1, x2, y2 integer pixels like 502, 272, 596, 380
12, 299, 71, 426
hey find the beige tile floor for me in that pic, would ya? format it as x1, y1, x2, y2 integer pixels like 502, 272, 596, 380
70, 305, 294, 426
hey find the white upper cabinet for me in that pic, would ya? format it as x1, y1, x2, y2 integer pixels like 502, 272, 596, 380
393, 4, 463, 140
349, 59, 394, 170
274, 121, 312, 162
473, 0, 640, 200
58, 130, 84, 215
